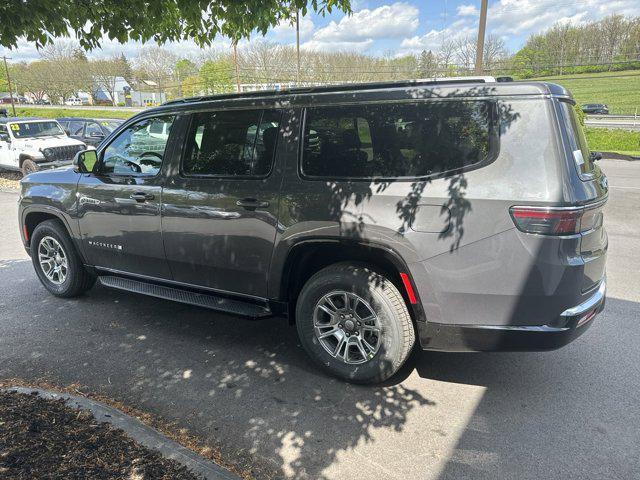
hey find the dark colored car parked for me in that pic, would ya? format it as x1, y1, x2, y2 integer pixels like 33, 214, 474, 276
57, 117, 124, 147
19, 78, 608, 383
581, 103, 609, 114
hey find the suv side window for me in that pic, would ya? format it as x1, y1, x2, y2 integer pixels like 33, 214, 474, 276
67, 121, 85, 136
183, 109, 281, 177
100, 115, 174, 176
85, 122, 103, 136
302, 101, 493, 179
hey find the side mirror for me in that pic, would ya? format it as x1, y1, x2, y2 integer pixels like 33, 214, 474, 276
64, 129, 71, 136
589, 151, 603, 162
73, 149, 98, 173
0, 133, 10, 142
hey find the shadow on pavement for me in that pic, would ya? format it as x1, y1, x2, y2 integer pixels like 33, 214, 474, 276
414, 296, 640, 480
0, 259, 435, 479
2, 259, 639, 479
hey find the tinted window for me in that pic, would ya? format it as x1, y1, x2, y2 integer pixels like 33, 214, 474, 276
302, 101, 493, 178
101, 115, 174, 176
67, 121, 85, 136
560, 102, 594, 178
183, 109, 281, 176
85, 122, 103, 136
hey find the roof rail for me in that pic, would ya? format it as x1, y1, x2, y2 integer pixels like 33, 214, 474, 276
161, 76, 499, 106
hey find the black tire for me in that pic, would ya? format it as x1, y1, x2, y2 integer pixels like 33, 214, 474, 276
21, 158, 39, 176
30, 219, 96, 297
296, 262, 415, 384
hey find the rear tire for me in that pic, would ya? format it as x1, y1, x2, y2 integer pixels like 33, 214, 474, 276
296, 262, 415, 384
30, 219, 96, 297
21, 158, 39, 176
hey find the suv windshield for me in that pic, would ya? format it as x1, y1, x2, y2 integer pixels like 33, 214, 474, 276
10, 121, 65, 138
559, 101, 595, 179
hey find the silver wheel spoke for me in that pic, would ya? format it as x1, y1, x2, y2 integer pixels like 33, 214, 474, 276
318, 326, 340, 339
353, 337, 368, 360
313, 290, 381, 365
37, 236, 68, 285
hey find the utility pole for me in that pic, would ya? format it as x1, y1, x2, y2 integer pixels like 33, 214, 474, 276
2, 56, 16, 116
296, 10, 301, 85
232, 41, 240, 92
474, 0, 488, 75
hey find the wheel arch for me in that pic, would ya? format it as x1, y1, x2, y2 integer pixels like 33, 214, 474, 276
18, 154, 36, 167
276, 239, 426, 325
22, 207, 76, 252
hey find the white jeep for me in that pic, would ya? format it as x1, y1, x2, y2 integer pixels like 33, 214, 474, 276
0, 118, 87, 176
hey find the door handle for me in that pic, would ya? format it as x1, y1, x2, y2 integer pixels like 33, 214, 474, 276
130, 192, 154, 202
236, 198, 270, 210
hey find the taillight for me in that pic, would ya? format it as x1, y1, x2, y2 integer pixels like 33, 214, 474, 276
510, 203, 604, 236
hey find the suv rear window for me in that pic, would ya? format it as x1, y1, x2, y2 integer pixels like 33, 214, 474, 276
302, 101, 493, 179
559, 101, 595, 179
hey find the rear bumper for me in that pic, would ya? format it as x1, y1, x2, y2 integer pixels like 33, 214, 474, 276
417, 278, 606, 352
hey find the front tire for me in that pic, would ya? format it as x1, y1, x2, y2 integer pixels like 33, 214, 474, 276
296, 263, 415, 384
30, 219, 96, 297
21, 158, 39, 176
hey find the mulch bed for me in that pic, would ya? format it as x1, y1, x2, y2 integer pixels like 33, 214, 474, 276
0, 172, 20, 191
0, 390, 202, 480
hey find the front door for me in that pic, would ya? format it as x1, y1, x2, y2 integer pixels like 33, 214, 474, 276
76, 114, 176, 278
162, 108, 283, 298
0, 124, 14, 168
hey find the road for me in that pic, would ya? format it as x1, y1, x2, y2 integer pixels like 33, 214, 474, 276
585, 115, 640, 131
1, 159, 639, 479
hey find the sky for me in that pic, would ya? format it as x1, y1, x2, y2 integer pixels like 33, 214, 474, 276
2, 0, 640, 62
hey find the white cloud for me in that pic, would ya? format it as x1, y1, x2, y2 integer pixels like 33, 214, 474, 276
301, 39, 374, 53
399, 19, 476, 54
457, 4, 479, 17
302, 2, 419, 52
488, 0, 640, 36
270, 15, 315, 42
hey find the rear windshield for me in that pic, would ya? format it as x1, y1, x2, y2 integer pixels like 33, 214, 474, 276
559, 101, 595, 178
302, 101, 494, 179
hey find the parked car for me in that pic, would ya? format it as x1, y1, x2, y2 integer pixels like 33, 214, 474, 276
57, 117, 124, 147
64, 97, 84, 106
581, 103, 609, 114
18, 79, 608, 383
35, 99, 51, 105
0, 117, 86, 175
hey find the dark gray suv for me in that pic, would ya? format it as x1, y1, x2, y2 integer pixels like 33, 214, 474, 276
18, 79, 608, 383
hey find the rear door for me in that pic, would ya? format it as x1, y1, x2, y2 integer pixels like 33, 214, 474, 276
76, 114, 177, 278
161, 108, 283, 298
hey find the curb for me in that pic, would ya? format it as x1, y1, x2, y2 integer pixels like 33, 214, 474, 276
3, 387, 240, 480
602, 152, 640, 161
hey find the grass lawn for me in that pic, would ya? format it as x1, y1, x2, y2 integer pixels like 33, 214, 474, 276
535, 70, 640, 115
585, 127, 640, 157
12, 107, 135, 120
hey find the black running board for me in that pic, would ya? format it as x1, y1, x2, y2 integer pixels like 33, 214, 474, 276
98, 275, 272, 319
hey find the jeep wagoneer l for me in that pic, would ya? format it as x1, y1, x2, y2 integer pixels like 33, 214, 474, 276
18, 78, 607, 383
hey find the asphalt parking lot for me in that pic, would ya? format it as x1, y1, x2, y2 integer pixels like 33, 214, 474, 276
1, 159, 639, 480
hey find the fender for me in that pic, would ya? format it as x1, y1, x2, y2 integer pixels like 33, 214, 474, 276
20, 205, 87, 263
271, 236, 428, 324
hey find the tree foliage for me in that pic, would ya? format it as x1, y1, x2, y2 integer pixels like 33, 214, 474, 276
0, 1, 351, 49
510, 14, 640, 78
